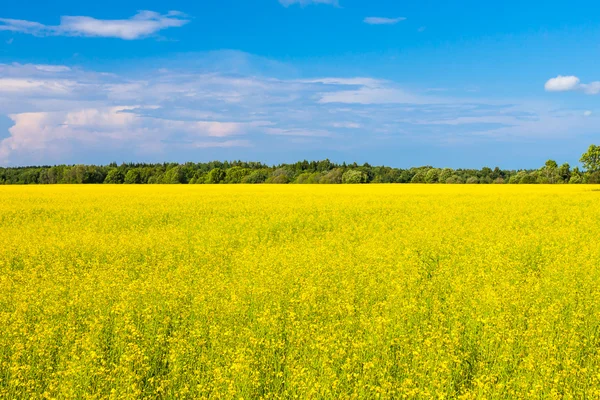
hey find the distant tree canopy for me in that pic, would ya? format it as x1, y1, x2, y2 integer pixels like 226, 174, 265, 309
580, 145, 600, 183
1, 146, 599, 185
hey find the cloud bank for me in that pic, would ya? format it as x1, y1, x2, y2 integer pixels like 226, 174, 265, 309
0, 52, 595, 166
0, 11, 189, 40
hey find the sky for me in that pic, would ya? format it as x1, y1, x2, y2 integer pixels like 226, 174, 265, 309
1, 0, 599, 168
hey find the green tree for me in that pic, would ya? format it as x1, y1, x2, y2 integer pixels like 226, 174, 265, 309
104, 169, 125, 184
509, 171, 527, 184
242, 170, 269, 184
124, 169, 142, 184
539, 159, 559, 184
225, 167, 251, 183
520, 173, 537, 184
587, 171, 600, 184
320, 168, 343, 184
558, 163, 571, 183
206, 168, 226, 184
424, 168, 440, 183
163, 166, 186, 184
411, 169, 427, 183
580, 144, 600, 173
295, 173, 311, 184
267, 168, 293, 184
342, 170, 368, 184
439, 168, 453, 183
189, 171, 206, 184
445, 175, 464, 184
148, 173, 164, 184
306, 172, 323, 184
268, 175, 290, 184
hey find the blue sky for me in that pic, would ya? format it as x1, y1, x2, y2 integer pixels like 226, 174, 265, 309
1, 0, 599, 168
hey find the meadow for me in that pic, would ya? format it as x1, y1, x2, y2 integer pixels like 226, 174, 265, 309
1, 185, 600, 399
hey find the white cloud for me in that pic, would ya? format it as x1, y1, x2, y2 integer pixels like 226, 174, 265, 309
0, 11, 189, 40
364, 17, 406, 25
544, 75, 580, 92
545, 75, 600, 95
584, 110, 593, 117
278, 0, 338, 6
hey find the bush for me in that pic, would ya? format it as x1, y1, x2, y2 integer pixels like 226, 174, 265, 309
466, 177, 479, 184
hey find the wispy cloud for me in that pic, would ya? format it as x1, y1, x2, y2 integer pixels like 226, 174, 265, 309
0, 52, 596, 166
364, 17, 406, 25
545, 75, 600, 95
33, 65, 71, 73
192, 140, 251, 148
0, 11, 189, 40
279, 0, 339, 7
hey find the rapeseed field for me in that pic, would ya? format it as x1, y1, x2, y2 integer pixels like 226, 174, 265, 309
1, 185, 600, 399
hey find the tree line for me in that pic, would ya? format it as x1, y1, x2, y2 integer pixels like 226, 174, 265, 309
2, 145, 600, 185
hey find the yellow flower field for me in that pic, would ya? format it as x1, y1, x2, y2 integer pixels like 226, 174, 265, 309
1, 185, 600, 399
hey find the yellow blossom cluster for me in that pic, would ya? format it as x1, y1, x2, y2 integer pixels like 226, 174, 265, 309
1, 184, 600, 398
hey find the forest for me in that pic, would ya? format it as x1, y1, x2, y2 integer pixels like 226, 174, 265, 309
1, 145, 599, 185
